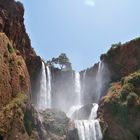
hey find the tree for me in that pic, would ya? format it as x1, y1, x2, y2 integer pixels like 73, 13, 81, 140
57, 53, 70, 69
47, 53, 72, 70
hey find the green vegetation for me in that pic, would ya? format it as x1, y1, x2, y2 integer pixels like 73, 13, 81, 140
126, 92, 138, 107
106, 42, 121, 58
7, 43, 14, 54
105, 70, 140, 128
24, 108, 36, 136
125, 71, 140, 87
3, 92, 27, 111
47, 53, 72, 71
19, 74, 24, 87
17, 60, 22, 66
0, 92, 27, 134
134, 36, 140, 42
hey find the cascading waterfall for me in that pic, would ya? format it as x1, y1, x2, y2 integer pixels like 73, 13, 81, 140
82, 70, 87, 98
89, 103, 98, 120
37, 61, 52, 110
67, 71, 103, 140
38, 61, 48, 110
75, 104, 103, 140
75, 120, 102, 140
75, 72, 81, 105
46, 66, 52, 108
67, 72, 82, 118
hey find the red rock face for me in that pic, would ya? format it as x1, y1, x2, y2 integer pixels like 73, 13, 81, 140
0, 33, 30, 108
0, 0, 42, 90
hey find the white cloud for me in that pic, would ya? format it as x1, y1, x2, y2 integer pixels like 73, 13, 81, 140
85, 0, 95, 7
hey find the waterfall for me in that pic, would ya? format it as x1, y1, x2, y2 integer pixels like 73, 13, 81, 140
96, 61, 104, 101
46, 66, 52, 108
67, 72, 82, 118
82, 70, 87, 102
89, 103, 99, 120
67, 71, 103, 140
75, 72, 81, 105
75, 119, 102, 140
37, 62, 52, 110
74, 103, 102, 140
38, 61, 48, 110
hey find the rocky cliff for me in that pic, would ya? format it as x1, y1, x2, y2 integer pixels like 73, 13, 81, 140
101, 38, 140, 81
0, 0, 41, 139
0, 0, 42, 96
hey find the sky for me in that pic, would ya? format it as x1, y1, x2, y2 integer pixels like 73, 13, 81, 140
19, 0, 140, 71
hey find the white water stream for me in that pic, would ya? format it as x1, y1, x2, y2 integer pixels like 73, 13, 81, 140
37, 62, 52, 110
67, 71, 103, 140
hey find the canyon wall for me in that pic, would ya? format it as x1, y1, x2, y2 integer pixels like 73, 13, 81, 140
0, 0, 41, 139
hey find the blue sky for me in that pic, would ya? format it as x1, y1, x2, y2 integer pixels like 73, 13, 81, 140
19, 0, 140, 71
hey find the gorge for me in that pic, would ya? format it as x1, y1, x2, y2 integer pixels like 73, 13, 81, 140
0, 0, 140, 140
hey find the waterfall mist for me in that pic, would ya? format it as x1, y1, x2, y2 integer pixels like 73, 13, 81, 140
82, 61, 110, 104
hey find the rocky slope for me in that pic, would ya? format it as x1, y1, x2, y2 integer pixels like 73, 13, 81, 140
0, 33, 30, 139
98, 70, 140, 140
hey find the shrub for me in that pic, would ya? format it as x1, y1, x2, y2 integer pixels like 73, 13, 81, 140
17, 60, 22, 66
127, 74, 140, 87
7, 43, 14, 54
120, 83, 134, 102
127, 92, 138, 107
19, 75, 24, 87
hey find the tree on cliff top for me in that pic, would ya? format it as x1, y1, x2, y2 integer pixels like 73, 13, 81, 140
47, 53, 72, 70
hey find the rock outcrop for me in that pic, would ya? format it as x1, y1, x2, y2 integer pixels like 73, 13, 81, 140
101, 38, 140, 81
24, 107, 69, 140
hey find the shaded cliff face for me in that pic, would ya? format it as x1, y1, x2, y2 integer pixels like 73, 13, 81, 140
0, 33, 30, 140
101, 38, 140, 81
98, 71, 140, 140
51, 68, 75, 112
0, 0, 42, 94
